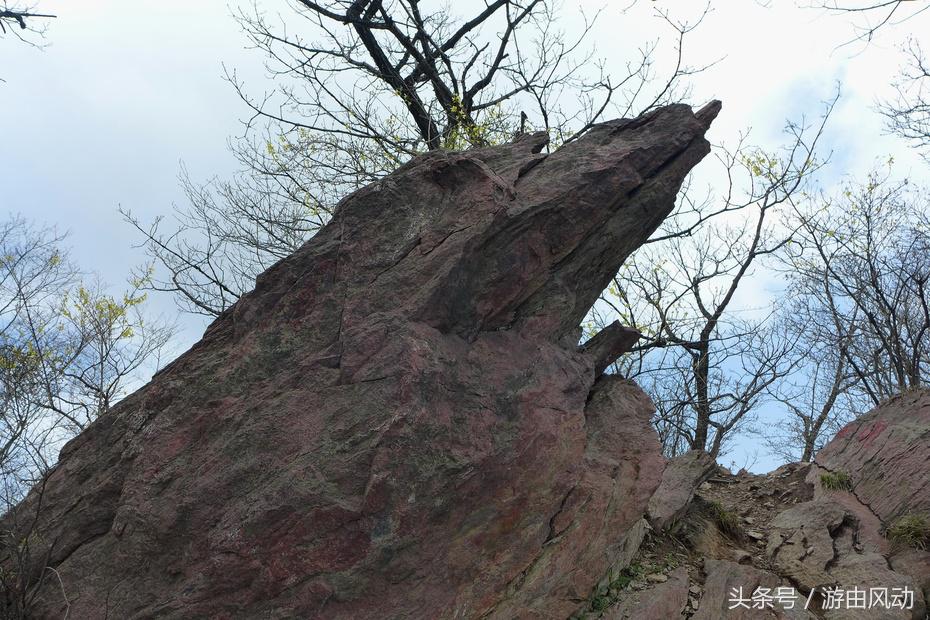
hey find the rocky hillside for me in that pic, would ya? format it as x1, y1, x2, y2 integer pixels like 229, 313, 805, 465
2, 97, 927, 619
580, 389, 930, 620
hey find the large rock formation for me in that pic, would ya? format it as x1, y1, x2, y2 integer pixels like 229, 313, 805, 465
1, 102, 719, 619
810, 388, 930, 619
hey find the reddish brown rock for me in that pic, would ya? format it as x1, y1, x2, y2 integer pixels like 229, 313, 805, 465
826, 552, 926, 620
808, 388, 930, 568
815, 389, 930, 526
766, 500, 858, 591
694, 558, 816, 620
604, 566, 689, 620
890, 549, 930, 611
1, 103, 718, 618
766, 500, 925, 619
647, 449, 717, 532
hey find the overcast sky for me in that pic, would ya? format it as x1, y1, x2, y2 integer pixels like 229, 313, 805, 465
2, 0, 928, 471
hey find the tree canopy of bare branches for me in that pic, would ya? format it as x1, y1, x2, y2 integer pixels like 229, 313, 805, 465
0, 217, 174, 504
126, 0, 710, 317
808, 1, 930, 155
591, 98, 835, 458
788, 171, 930, 402
761, 170, 929, 462
881, 38, 930, 156
810, 0, 930, 43
0, 3, 54, 44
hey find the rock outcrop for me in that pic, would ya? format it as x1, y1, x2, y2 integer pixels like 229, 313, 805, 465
1, 103, 719, 619
694, 559, 815, 620
813, 388, 930, 535
588, 394, 930, 620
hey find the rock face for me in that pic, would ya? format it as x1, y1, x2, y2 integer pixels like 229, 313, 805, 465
766, 500, 859, 591
604, 566, 689, 620
814, 389, 930, 528
891, 550, 930, 612
1, 103, 719, 619
647, 449, 717, 532
766, 500, 921, 619
694, 559, 816, 620
591, 394, 930, 620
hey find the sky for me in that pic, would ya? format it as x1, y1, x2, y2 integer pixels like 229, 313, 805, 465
2, 0, 928, 472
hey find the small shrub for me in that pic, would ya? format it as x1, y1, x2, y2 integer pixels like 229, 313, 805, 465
590, 594, 611, 612
820, 471, 853, 492
611, 563, 643, 590
887, 514, 930, 550
705, 501, 744, 541
584, 563, 644, 613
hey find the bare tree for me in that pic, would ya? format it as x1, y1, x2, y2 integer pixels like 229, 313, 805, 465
807, 1, 930, 154
880, 38, 930, 155
0, 217, 175, 503
0, 218, 75, 495
591, 101, 834, 458
762, 171, 930, 463
765, 309, 858, 462
43, 276, 176, 434
785, 170, 930, 409
0, 216, 172, 617
809, 0, 929, 43
126, 1, 711, 317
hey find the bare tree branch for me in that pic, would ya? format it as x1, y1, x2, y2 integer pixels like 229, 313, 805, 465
131, 0, 707, 317
592, 96, 835, 458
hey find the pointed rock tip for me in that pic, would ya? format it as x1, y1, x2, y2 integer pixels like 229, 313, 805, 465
512, 129, 550, 154
696, 100, 722, 129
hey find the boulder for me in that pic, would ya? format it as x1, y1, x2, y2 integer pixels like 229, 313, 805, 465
647, 449, 717, 531
890, 549, 930, 611
766, 500, 858, 591
825, 552, 926, 620
1, 102, 719, 619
